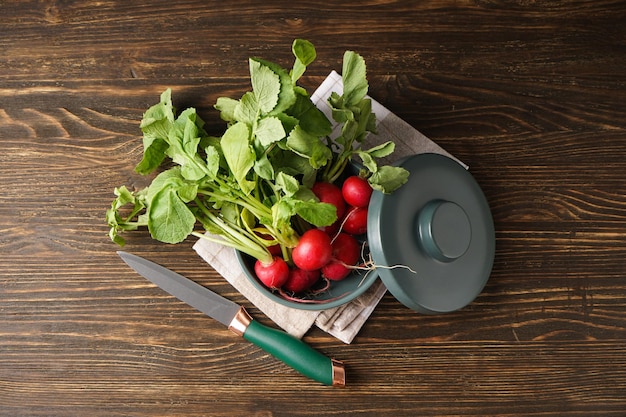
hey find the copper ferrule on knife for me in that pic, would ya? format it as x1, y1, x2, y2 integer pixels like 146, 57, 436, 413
228, 306, 252, 337
331, 359, 346, 387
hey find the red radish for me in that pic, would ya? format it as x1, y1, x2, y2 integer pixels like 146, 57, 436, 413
322, 233, 361, 280
322, 261, 351, 281
331, 233, 361, 264
342, 176, 373, 208
283, 267, 320, 293
292, 229, 333, 271
254, 256, 289, 289
312, 182, 346, 219
342, 206, 368, 235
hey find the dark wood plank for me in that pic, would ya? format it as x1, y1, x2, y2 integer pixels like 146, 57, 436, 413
1, 0, 625, 416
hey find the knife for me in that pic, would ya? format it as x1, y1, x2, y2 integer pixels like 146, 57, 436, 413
117, 251, 345, 386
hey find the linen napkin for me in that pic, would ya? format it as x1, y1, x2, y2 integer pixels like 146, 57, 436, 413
193, 71, 463, 343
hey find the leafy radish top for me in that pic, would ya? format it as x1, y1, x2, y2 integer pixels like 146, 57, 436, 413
107, 39, 409, 266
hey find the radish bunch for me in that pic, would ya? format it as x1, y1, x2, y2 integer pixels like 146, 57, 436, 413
107, 41, 410, 305
254, 176, 374, 295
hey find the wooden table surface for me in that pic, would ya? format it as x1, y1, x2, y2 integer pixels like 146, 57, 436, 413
2, 1, 625, 416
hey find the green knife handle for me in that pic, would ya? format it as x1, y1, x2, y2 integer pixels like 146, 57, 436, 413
229, 307, 345, 386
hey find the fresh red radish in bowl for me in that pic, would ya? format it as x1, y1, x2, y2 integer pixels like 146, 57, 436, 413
283, 267, 321, 293
254, 257, 290, 289
342, 206, 368, 235
292, 229, 333, 271
342, 176, 373, 208
322, 233, 361, 281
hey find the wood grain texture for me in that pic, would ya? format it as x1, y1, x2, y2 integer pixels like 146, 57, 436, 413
1, 1, 625, 416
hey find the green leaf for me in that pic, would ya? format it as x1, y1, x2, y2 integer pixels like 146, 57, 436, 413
166, 108, 207, 181
221, 122, 256, 194
274, 113, 299, 136
112, 185, 135, 208
368, 165, 410, 194
249, 59, 281, 114
291, 39, 316, 83
270, 200, 291, 232
272, 150, 317, 187
267, 199, 307, 247
181, 110, 201, 156
328, 92, 353, 124
341, 51, 368, 106
146, 168, 185, 202
340, 119, 359, 144
147, 187, 196, 244
135, 137, 169, 175
204, 145, 220, 178
293, 200, 337, 227
292, 39, 316, 65
275, 172, 300, 197
366, 111, 377, 133
109, 228, 127, 247
140, 88, 175, 133
255, 116, 286, 147
252, 58, 297, 115
176, 182, 199, 203
356, 150, 378, 173
253, 154, 274, 181
106, 185, 147, 246
215, 97, 239, 122
180, 160, 206, 181
145, 167, 197, 205
286, 125, 332, 169
285, 91, 332, 137
234, 92, 260, 125
292, 187, 317, 203
136, 89, 177, 175
355, 98, 374, 138
328, 91, 344, 109
365, 141, 395, 158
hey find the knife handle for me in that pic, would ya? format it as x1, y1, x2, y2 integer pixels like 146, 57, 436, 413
229, 307, 345, 386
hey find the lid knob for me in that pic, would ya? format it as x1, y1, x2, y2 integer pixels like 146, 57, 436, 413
417, 200, 472, 263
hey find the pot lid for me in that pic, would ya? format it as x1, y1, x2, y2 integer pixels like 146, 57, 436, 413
367, 153, 495, 314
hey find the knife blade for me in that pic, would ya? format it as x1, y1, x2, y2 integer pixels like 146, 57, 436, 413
117, 251, 345, 387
